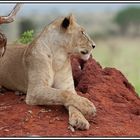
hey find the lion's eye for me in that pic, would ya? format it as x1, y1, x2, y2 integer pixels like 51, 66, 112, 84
81, 31, 84, 34
81, 31, 87, 37
81, 30, 90, 41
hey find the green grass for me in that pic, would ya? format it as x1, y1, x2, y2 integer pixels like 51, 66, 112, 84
92, 36, 140, 96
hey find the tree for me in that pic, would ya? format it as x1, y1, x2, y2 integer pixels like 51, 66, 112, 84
19, 18, 35, 36
114, 7, 140, 35
0, 4, 22, 57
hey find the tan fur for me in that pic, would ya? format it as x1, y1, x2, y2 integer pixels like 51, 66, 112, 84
0, 14, 96, 130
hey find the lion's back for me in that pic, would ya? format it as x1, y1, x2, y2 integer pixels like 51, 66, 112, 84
0, 44, 28, 93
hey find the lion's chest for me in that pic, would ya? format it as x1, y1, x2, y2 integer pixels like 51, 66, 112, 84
52, 51, 68, 72
51, 54, 73, 90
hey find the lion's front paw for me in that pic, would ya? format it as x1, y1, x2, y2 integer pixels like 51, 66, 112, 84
69, 108, 90, 130
78, 96, 96, 117
65, 94, 96, 117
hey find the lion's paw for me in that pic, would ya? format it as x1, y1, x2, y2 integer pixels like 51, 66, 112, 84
67, 95, 96, 117
69, 111, 90, 130
78, 96, 96, 117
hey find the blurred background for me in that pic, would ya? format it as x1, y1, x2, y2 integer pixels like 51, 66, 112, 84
0, 3, 140, 96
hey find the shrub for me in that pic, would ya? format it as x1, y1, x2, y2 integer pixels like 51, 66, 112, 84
17, 30, 34, 44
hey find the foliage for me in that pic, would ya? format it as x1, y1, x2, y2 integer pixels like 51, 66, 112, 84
114, 7, 140, 34
18, 30, 34, 44
19, 18, 35, 36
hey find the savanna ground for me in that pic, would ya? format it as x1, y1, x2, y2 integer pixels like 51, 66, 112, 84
93, 36, 140, 96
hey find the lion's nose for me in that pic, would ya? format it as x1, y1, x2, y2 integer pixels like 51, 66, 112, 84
80, 50, 89, 55
92, 44, 96, 49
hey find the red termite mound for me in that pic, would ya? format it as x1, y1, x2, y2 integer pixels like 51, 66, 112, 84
0, 56, 140, 137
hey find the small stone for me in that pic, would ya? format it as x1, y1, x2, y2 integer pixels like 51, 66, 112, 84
15, 91, 24, 96
49, 120, 54, 124
40, 109, 48, 113
28, 110, 33, 114
48, 109, 51, 112
55, 117, 60, 121
4, 129, 9, 132
78, 65, 81, 70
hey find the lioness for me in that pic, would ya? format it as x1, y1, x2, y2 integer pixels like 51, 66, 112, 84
0, 14, 96, 130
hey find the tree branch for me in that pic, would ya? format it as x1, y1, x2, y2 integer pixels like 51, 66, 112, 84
0, 3, 23, 24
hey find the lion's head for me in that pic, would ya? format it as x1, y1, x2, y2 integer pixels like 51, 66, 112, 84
58, 15, 95, 60
48, 14, 96, 61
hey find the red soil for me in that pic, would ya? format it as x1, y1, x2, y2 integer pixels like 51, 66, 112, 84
0, 56, 140, 137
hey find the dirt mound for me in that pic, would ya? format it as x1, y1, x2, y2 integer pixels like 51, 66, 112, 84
0, 56, 140, 137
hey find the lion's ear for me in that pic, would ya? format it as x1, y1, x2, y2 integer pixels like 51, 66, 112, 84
61, 14, 75, 29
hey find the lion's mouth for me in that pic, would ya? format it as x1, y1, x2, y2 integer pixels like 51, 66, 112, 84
81, 53, 90, 61
68, 50, 91, 61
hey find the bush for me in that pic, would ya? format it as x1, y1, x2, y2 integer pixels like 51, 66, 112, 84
19, 18, 35, 36
17, 30, 34, 44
